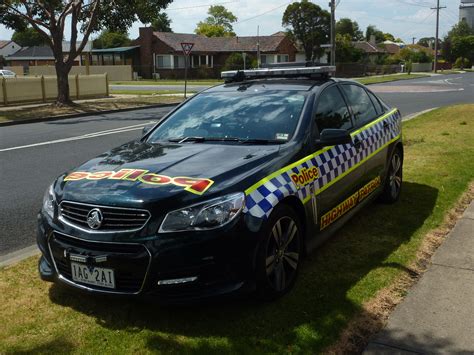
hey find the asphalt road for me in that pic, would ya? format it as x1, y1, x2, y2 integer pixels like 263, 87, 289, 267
1, 72, 473, 256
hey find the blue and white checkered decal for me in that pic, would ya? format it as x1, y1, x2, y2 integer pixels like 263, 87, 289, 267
244, 109, 402, 219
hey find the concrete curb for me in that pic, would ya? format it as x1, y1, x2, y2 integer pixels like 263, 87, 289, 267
403, 107, 438, 122
0, 102, 178, 127
0, 245, 40, 268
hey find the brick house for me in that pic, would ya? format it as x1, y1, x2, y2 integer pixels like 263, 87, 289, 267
136, 27, 298, 79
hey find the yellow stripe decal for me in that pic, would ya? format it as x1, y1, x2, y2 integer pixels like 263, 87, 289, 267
245, 108, 398, 196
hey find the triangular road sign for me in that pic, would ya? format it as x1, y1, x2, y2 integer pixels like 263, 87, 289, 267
181, 42, 194, 56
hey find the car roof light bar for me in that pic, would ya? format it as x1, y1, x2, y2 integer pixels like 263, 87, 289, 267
221, 65, 336, 82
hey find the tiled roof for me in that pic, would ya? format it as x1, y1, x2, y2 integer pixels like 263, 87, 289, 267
353, 41, 385, 54
6, 46, 53, 59
153, 32, 289, 53
0, 40, 11, 49
381, 43, 401, 55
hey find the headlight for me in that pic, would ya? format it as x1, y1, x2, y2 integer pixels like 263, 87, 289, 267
42, 183, 56, 219
159, 192, 245, 233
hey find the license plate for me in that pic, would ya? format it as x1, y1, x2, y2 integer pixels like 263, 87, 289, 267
71, 262, 115, 289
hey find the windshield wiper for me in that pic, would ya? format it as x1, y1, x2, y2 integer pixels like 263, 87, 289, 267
168, 137, 284, 145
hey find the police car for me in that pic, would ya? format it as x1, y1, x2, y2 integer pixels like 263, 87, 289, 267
37, 65, 403, 301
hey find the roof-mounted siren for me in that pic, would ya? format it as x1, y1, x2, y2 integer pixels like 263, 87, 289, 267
221, 64, 336, 83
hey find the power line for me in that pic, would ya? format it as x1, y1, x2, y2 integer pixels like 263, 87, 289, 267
234, 2, 291, 25
166, 1, 239, 11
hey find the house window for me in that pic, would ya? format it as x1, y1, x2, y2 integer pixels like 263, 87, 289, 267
114, 54, 123, 65
173, 55, 186, 69
156, 55, 172, 69
277, 54, 289, 63
102, 54, 113, 65
260, 55, 275, 65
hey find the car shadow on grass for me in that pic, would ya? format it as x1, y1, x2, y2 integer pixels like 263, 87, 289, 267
48, 181, 438, 354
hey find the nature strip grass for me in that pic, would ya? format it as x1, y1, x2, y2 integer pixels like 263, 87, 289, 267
1, 105, 473, 354
355, 73, 430, 85
111, 80, 223, 86
0, 96, 182, 124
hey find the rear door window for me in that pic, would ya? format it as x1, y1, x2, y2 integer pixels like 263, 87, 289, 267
314, 85, 353, 133
341, 84, 378, 127
367, 90, 385, 115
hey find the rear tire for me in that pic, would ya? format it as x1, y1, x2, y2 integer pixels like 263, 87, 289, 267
379, 147, 403, 203
256, 204, 302, 301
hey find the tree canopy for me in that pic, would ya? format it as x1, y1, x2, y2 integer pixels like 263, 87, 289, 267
0, 0, 172, 104
336, 18, 363, 41
151, 12, 172, 32
12, 27, 48, 47
93, 30, 131, 49
365, 25, 385, 43
442, 21, 474, 63
195, 5, 237, 37
282, 0, 330, 61
335, 34, 364, 63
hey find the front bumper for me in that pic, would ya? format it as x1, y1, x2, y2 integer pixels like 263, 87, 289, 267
37, 212, 261, 302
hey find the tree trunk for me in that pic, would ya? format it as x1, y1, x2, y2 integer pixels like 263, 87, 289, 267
55, 62, 72, 106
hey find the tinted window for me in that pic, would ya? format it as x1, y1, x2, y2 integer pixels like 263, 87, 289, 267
314, 86, 353, 132
147, 91, 308, 143
367, 90, 384, 115
342, 84, 378, 127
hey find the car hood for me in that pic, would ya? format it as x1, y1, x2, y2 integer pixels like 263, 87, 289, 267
57, 140, 281, 208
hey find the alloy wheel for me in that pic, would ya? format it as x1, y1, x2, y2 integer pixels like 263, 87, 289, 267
265, 216, 300, 292
389, 153, 402, 199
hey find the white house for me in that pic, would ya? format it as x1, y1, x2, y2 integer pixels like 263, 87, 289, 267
0, 40, 21, 58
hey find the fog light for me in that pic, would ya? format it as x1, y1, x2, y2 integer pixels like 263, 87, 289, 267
157, 276, 198, 285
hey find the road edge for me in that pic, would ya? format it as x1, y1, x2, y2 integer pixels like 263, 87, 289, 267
0, 245, 40, 268
0, 102, 178, 127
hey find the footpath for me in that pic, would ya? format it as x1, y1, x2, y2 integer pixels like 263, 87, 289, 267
365, 201, 474, 354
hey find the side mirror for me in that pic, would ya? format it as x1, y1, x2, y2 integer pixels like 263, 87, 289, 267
316, 129, 352, 147
142, 123, 156, 137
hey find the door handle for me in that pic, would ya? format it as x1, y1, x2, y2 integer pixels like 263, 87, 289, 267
353, 137, 362, 149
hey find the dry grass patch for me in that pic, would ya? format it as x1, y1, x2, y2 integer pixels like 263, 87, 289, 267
0, 95, 182, 124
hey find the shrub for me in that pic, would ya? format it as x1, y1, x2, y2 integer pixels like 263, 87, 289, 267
222, 53, 257, 71
453, 57, 471, 69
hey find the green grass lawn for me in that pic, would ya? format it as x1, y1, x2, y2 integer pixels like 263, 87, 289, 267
111, 79, 223, 86
110, 89, 197, 96
1, 105, 473, 354
355, 73, 430, 85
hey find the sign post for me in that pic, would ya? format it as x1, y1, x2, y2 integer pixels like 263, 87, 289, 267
181, 42, 194, 99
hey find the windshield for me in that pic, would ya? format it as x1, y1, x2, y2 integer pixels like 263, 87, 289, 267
147, 90, 308, 144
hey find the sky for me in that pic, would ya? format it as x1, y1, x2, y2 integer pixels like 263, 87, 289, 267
0, 0, 461, 44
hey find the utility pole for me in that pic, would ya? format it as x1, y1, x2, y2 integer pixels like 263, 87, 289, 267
412, 37, 417, 45
431, 0, 446, 73
330, 0, 336, 66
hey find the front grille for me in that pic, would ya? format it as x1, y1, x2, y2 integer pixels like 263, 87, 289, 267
59, 201, 150, 232
50, 232, 150, 293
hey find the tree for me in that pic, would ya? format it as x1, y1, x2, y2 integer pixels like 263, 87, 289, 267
442, 21, 474, 63
0, 0, 172, 105
335, 34, 364, 63
365, 25, 384, 43
383, 33, 395, 42
452, 35, 474, 68
336, 18, 363, 41
418, 37, 436, 48
93, 30, 130, 49
282, 0, 330, 61
151, 12, 172, 32
12, 27, 47, 47
195, 5, 237, 37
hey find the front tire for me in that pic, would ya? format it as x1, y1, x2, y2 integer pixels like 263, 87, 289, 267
380, 147, 403, 203
256, 204, 302, 301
